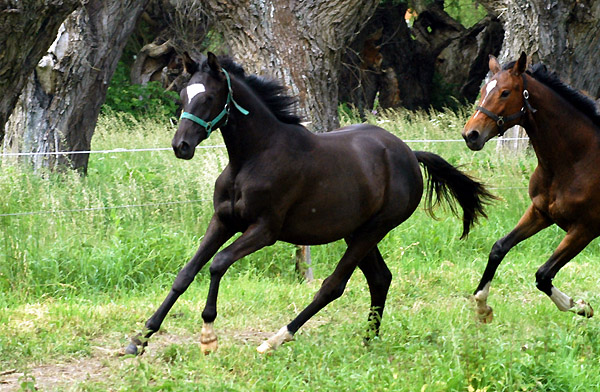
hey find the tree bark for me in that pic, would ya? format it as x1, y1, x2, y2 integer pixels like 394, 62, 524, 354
478, 0, 600, 152
3, 0, 149, 173
0, 0, 79, 142
204, 0, 378, 133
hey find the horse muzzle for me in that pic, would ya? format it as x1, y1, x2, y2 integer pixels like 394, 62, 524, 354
462, 129, 485, 151
172, 139, 195, 160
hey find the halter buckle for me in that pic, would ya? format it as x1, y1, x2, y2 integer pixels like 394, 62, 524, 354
496, 117, 505, 127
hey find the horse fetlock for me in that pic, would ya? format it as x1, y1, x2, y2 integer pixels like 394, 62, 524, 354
256, 326, 294, 354
200, 322, 218, 354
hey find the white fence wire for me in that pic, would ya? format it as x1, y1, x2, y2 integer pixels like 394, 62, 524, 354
0, 137, 531, 218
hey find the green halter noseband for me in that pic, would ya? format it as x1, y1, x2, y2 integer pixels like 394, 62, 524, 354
180, 69, 249, 137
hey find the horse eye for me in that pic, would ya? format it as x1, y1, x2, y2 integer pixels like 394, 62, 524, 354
500, 90, 511, 98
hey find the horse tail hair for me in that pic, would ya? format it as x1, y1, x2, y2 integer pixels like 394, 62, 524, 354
414, 151, 497, 239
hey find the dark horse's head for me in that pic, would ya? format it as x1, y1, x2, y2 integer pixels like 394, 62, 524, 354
462, 52, 529, 151
172, 52, 234, 159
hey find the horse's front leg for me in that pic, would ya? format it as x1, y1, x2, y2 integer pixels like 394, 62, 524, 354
473, 204, 550, 322
124, 215, 233, 355
200, 221, 277, 354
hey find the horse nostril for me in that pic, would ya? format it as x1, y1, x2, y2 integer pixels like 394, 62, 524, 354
466, 130, 480, 143
175, 141, 190, 156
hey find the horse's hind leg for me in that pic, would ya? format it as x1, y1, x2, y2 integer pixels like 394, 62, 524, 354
357, 247, 392, 341
535, 226, 594, 317
474, 204, 550, 322
257, 233, 385, 354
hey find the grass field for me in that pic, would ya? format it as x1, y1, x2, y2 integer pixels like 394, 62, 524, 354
1, 108, 600, 391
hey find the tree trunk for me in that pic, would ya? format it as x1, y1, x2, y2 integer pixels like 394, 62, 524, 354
479, 0, 600, 151
204, 0, 378, 133
339, 2, 503, 113
0, 0, 79, 142
3, 0, 149, 173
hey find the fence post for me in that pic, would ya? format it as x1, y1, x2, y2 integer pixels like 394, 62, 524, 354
295, 245, 313, 282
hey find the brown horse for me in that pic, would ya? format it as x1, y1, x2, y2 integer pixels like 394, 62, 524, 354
462, 52, 600, 322
125, 52, 494, 355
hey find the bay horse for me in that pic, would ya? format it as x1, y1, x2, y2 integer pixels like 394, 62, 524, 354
125, 52, 494, 355
462, 52, 600, 322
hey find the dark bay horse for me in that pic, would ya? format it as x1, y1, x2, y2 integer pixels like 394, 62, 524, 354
125, 52, 494, 355
462, 52, 600, 322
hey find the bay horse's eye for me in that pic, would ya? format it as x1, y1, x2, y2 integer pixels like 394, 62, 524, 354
500, 90, 511, 98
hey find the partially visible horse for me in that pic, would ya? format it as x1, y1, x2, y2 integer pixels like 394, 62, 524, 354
462, 52, 600, 322
125, 52, 494, 355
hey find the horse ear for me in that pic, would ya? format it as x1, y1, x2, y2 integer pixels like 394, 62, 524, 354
207, 52, 221, 72
489, 55, 501, 75
512, 51, 527, 75
182, 52, 198, 74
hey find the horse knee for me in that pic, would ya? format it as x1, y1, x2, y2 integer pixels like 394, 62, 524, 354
489, 240, 508, 263
209, 252, 232, 278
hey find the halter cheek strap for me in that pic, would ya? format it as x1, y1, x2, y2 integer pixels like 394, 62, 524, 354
476, 73, 537, 136
180, 69, 249, 137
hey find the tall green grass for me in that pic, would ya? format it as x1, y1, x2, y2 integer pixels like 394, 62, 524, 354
1, 108, 600, 391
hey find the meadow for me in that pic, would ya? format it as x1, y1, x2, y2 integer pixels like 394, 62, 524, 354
1, 107, 600, 391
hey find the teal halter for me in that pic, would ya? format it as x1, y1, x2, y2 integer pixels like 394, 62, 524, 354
180, 69, 249, 137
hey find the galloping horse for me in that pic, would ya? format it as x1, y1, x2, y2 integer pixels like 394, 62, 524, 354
462, 52, 600, 322
125, 53, 494, 355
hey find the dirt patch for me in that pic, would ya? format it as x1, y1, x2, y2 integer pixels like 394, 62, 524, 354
0, 328, 276, 391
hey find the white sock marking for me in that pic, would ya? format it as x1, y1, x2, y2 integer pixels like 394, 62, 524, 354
550, 287, 574, 311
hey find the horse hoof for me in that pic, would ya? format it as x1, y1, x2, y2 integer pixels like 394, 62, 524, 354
476, 305, 493, 324
200, 338, 218, 355
256, 341, 273, 354
124, 342, 140, 356
574, 300, 594, 318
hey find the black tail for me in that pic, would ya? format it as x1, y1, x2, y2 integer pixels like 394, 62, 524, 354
415, 151, 496, 239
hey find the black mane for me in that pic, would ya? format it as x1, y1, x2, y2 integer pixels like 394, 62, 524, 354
204, 56, 302, 125
503, 61, 600, 128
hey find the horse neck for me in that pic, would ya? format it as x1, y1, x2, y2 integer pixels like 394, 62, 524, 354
218, 80, 298, 168
523, 76, 598, 172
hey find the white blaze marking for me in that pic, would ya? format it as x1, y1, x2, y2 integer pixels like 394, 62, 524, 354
475, 80, 497, 119
550, 287, 574, 311
186, 83, 206, 104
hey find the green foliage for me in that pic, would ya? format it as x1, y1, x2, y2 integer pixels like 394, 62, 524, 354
444, 0, 488, 28
103, 61, 179, 120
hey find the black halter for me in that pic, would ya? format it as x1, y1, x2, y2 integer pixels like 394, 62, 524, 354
476, 73, 537, 136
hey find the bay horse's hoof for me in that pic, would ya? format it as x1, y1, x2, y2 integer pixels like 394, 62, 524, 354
573, 299, 594, 318
124, 342, 140, 356
476, 305, 493, 324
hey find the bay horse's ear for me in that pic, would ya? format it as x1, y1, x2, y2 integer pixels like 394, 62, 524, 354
512, 51, 527, 75
182, 52, 198, 75
489, 55, 501, 75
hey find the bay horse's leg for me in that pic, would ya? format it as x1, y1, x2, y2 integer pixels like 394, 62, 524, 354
257, 233, 384, 353
124, 215, 234, 355
200, 222, 277, 354
474, 204, 550, 322
535, 226, 594, 317
357, 247, 392, 342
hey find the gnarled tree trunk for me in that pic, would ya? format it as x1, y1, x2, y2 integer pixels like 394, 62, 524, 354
3, 0, 149, 173
0, 0, 79, 142
204, 0, 378, 133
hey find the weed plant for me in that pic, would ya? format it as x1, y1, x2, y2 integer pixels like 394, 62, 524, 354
1, 108, 600, 391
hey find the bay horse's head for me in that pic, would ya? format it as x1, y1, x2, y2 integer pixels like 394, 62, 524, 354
462, 52, 532, 151
172, 52, 248, 159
